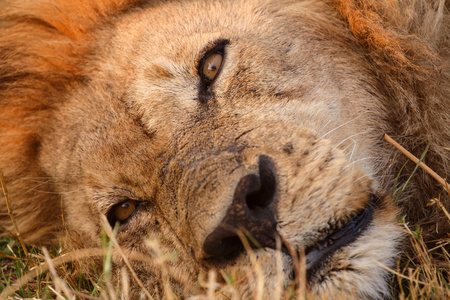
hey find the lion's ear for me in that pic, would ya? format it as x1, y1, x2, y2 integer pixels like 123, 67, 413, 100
0, 0, 140, 245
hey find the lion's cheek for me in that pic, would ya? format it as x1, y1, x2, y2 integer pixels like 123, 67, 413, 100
275, 145, 372, 246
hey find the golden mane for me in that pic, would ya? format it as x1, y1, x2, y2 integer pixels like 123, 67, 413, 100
332, 0, 448, 72
0, 0, 141, 243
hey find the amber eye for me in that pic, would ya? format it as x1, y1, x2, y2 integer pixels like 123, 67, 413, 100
107, 200, 137, 226
200, 52, 224, 83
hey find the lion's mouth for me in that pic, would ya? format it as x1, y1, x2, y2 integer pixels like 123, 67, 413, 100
203, 193, 378, 279
303, 194, 377, 279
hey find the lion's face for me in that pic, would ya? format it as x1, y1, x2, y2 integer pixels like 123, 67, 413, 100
39, 0, 400, 298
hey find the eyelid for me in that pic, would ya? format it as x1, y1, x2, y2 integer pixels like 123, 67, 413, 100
96, 189, 141, 214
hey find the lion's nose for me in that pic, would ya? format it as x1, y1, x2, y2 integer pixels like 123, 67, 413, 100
203, 156, 278, 260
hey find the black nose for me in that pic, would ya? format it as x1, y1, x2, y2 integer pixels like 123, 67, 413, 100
203, 156, 278, 261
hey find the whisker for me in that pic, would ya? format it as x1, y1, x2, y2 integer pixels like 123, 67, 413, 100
332, 130, 369, 150
317, 120, 333, 136
352, 173, 375, 185
347, 139, 358, 163
343, 157, 382, 170
341, 139, 356, 153
320, 115, 362, 139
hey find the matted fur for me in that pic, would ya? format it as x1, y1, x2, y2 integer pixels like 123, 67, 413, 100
0, 0, 449, 298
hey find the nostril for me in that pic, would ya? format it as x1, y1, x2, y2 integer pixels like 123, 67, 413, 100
246, 155, 277, 210
203, 155, 278, 262
203, 233, 245, 262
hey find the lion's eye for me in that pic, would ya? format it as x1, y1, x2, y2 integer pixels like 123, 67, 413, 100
107, 200, 137, 226
200, 52, 224, 84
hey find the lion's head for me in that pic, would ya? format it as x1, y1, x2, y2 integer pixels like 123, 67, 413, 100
1, 0, 449, 298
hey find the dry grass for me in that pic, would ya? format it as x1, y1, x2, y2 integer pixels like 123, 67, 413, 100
391, 220, 450, 299
1, 211, 449, 299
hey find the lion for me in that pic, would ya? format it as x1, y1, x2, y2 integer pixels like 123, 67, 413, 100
0, 0, 449, 298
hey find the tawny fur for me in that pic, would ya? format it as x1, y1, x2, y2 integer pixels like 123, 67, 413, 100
0, 0, 449, 298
